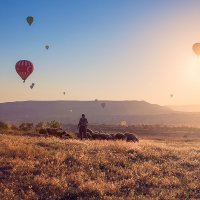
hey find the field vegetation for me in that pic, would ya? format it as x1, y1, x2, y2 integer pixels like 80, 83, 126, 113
0, 121, 199, 199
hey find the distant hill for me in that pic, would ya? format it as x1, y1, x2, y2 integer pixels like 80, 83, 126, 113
0, 100, 174, 124
169, 105, 200, 112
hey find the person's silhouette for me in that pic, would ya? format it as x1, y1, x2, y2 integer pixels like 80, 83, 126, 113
77, 114, 88, 140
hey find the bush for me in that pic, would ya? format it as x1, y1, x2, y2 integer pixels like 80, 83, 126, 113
10, 124, 19, 130
0, 121, 8, 130
35, 122, 45, 132
46, 120, 61, 128
19, 123, 34, 131
39, 128, 48, 135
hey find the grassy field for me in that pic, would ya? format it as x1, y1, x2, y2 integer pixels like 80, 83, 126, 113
0, 132, 200, 200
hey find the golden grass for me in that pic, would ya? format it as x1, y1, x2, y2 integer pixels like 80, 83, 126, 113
0, 133, 199, 200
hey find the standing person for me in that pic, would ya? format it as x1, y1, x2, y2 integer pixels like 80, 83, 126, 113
78, 114, 88, 140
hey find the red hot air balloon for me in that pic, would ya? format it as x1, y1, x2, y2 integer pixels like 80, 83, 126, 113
15, 60, 34, 82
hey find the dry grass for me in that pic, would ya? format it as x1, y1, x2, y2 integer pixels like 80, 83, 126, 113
0, 133, 199, 200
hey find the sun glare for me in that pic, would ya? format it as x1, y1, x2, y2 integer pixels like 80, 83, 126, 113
185, 56, 200, 84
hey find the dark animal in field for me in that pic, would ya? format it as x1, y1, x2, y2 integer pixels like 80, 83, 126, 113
86, 132, 93, 139
114, 133, 126, 140
108, 134, 115, 140
102, 134, 112, 140
92, 133, 102, 140
92, 133, 114, 140
86, 128, 95, 139
126, 133, 139, 142
106, 134, 114, 140
86, 128, 94, 135
92, 133, 105, 140
77, 129, 91, 139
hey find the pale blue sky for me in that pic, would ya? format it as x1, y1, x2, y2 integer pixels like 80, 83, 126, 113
1, 0, 200, 105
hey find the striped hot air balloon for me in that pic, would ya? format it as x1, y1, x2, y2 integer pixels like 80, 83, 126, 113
15, 60, 34, 82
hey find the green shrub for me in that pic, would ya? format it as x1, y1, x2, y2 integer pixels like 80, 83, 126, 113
10, 124, 19, 130
19, 123, 33, 131
0, 121, 8, 130
38, 128, 48, 135
35, 122, 45, 132
46, 120, 61, 128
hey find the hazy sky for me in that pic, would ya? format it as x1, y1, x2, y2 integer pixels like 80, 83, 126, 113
1, 0, 200, 105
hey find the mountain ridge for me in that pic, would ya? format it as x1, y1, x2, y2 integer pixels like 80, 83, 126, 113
0, 100, 174, 124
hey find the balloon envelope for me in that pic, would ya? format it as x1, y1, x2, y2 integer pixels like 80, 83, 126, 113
120, 121, 128, 127
15, 60, 34, 82
26, 16, 34, 26
30, 83, 35, 89
193, 43, 200, 56
45, 45, 49, 50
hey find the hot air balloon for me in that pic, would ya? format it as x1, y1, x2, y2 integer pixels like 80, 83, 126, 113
120, 121, 128, 127
26, 16, 34, 26
30, 83, 35, 89
63, 92, 66, 95
192, 43, 200, 56
101, 102, 106, 108
15, 60, 34, 82
170, 94, 173, 98
45, 45, 49, 50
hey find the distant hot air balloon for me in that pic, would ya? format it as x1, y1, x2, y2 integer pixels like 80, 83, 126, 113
170, 94, 173, 98
45, 45, 49, 50
26, 16, 34, 26
30, 83, 35, 89
120, 121, 128, 127
101, 102, 106, 108
63, 92, 66, 95
192, 43, 200, 56
15, 60, 34, 82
